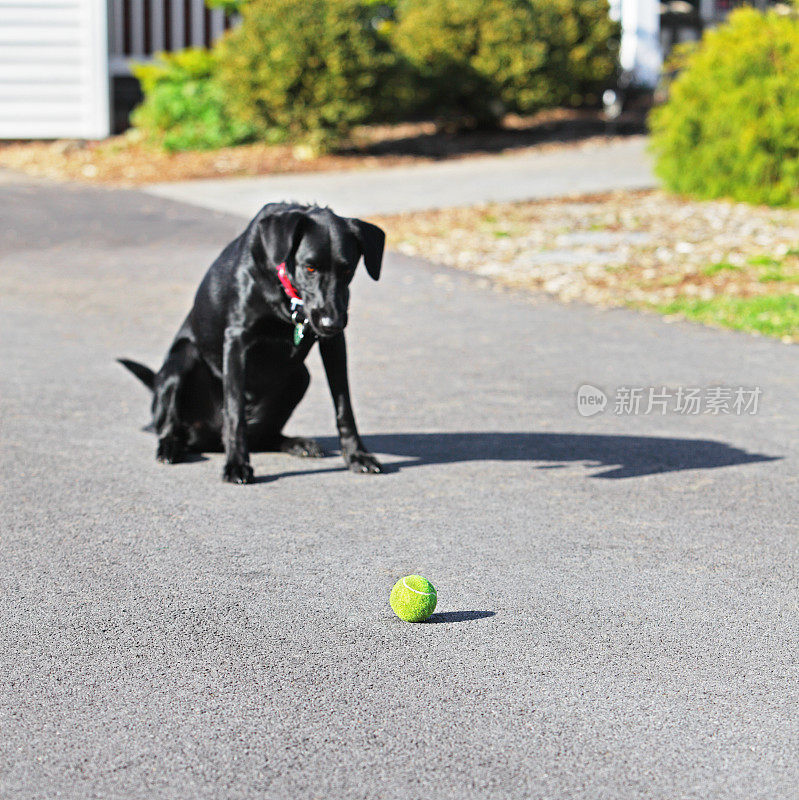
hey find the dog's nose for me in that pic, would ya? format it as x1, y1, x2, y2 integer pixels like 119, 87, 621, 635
314, 315, 345, 336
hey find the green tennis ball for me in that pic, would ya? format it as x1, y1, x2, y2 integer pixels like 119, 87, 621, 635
390, 575, 437, 622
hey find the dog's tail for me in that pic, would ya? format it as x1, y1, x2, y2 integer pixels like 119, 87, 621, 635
117, 358, 156, 391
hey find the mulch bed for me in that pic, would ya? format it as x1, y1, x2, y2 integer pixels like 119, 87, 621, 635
0, 109, 643, 186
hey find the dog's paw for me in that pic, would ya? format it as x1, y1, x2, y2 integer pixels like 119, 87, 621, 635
281, 436, 325, 458
222, 461, 254, 484
156, 436, 184, 464
345, 451, 383, 474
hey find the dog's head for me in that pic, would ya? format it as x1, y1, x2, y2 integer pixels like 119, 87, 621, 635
259, 205, 385, 338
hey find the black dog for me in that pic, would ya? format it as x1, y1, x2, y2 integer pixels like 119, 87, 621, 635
120, 202, 385, 483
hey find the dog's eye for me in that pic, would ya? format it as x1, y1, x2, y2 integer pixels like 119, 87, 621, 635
306, 266, 316, 273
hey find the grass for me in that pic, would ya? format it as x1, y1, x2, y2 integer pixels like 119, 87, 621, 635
654, 295, 799, 340
701, 261, 742, 276
660, 254, 799, 337
747, 255, 782, 267
758, 270, 798, 283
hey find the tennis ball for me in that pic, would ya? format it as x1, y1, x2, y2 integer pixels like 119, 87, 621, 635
390, 575, 437, 622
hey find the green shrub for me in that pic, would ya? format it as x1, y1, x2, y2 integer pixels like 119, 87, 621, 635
650, 8, 799, 207
390, 0, 618, 128
204, 0, 246, 11
131, 48, 255, 152
547, 0, 621, 107
133, 0, 618, 152
215, 0, 399, 151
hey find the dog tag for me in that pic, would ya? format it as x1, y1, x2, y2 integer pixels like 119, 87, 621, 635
293, 322, 306, 345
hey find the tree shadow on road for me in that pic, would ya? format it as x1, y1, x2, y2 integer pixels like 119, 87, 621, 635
338, 111, 647, 162
310, 432, 779, 479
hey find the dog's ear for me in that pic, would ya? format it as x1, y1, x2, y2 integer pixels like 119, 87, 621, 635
257, 208, 306, 267
348, 219, 385, 281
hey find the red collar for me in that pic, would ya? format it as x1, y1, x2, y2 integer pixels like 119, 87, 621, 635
276, 261, 301, 301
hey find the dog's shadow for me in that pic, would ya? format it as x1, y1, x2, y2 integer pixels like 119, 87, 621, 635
305, 431, 779, 480
166, 431, 779, 481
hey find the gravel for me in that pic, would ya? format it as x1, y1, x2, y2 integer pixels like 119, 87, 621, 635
377, 189, 799, 339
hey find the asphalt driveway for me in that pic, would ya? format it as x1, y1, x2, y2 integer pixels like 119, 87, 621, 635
1, 176, 796, 799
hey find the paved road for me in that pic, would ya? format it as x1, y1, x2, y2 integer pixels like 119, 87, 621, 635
145, 136, 653, 218
1, 177, 797, 800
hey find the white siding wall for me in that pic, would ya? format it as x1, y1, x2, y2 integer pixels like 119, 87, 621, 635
0, 0, 110, 139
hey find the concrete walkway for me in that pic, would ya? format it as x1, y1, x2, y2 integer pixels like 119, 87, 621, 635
145, 136, 653, 218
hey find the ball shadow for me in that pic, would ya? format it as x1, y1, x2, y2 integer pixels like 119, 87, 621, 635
424, 610, 496, 624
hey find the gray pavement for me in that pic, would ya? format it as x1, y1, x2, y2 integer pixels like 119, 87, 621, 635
144, 136, 653, 218
1, 176, 797, 800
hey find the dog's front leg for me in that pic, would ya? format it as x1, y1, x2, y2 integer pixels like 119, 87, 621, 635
320, 333, 382, 474
221, 327, 254, 484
